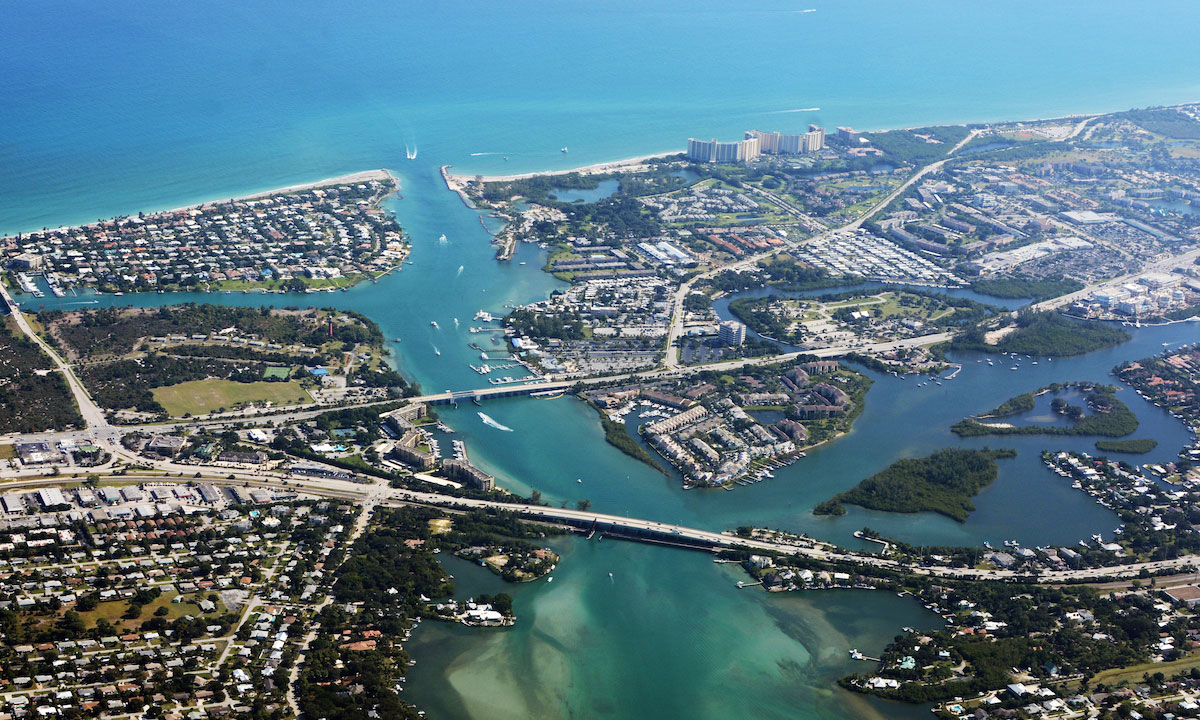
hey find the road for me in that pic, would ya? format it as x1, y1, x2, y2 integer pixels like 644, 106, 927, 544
1, 282, 109, 430
14, 469, 1193, 587
1030, 247, 1200, 312
662, 129, 981, 368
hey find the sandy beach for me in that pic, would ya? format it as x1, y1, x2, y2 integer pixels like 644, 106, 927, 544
5, 169, 396, 239
153, 169, 395, 215
446, 152, 682, 184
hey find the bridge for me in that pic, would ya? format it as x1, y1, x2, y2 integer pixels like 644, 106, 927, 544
413, 380, 574, 406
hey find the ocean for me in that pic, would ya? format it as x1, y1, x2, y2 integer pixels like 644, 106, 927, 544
5, 1, 1200, 717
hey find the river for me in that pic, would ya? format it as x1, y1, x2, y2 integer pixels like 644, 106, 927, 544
9, 1, 1200, 716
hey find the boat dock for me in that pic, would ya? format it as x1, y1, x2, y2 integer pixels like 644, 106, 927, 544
853, 531, 892, 552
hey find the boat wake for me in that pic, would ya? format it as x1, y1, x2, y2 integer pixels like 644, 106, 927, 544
770, 106, 821, 113
405, 143, 418, 160
477, 412, 513, 432
456, 264, 465, 277
470, 152, 500, 156
438, 233, 448, 244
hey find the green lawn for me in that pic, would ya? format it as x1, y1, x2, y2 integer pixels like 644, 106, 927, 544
262, 366, 293, 380
152, 378, 311, 417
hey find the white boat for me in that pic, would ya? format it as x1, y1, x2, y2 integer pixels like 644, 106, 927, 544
560, 147, 568, 153
430, 321, 439, 328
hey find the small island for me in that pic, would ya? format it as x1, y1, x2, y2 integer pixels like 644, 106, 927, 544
813, 447, 1016, 522
951, 382, 1138, 438
1094, 437, 1158, 454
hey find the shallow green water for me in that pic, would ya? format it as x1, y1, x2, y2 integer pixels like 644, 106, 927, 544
404, 539, 937, 720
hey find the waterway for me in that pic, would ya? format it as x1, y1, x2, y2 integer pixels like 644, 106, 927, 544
8, 1, 1200, 717
404, 539, 938, 720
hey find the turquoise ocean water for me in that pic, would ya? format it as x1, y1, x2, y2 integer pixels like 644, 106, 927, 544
6, 2, 1200, 717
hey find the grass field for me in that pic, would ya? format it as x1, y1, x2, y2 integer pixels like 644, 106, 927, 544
152, 378, 311, 417
1087, 653, 1200, 689
74, 590, 206, 631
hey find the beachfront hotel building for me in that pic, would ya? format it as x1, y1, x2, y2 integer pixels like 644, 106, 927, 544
746, 130, 804, 155
803, 124, 825, 152
687, 136, 761, 163
744, 124, 825, 156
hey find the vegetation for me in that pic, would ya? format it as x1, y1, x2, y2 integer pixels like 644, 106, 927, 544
40, 304, 406, 418
1095, 438, 1159, 454
702, 255, 853, 294
507, 307, 586, 340
863, 125, 971, 165
841, 580, 1163, 706
597, 413, 667, 474
79, 353, 272, 415
40, 304, 384, 359
981, 392, 1035, 417
813, 448, 1016, 522
953, 385, 1138, 438
950, 310, 1130, 357
1118, 107, 1200, 139
728, 296, 794, 342
969, 274, 1084, 301
151, 378, 311, 417
0, 319, 82, 433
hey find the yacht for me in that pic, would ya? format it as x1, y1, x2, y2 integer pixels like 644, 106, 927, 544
560, 147, 568, 153
430, 321, 439, 328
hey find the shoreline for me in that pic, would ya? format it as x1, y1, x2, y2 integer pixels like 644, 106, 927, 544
446, 151, 682, 184
444, 100, 1200, 186
3, 169, 395, 240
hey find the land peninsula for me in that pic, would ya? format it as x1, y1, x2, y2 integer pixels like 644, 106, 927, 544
2, 170, 407, 297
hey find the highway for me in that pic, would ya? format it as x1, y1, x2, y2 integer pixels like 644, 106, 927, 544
5, 124, 1200, 588
9, 469, 1195, 586
662, 129, 980, 368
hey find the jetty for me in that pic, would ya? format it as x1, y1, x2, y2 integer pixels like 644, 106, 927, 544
440, 165, 477, 209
